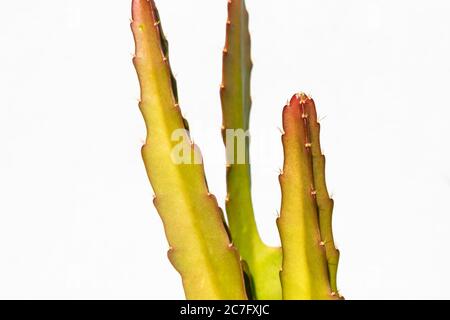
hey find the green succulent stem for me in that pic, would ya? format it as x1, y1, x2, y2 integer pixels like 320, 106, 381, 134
277, 93, 341, 300
220, 0, 282, 300
131, 0, 247, 300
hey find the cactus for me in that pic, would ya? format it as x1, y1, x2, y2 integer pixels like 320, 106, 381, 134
278, 94, 340, 300
220, 0, 282, 300
131, 0, 342, 300
131, 0, 247, 300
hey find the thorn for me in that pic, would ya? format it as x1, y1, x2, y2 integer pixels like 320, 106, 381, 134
277, 127, 285, 135
311, 189, 317, 196
228, 0, 232, 4
226, 164, 231, 169
302, 113, 308, 119
227, 20, 231, 25
220, 83, 225, 90
152, 194, 157, 200
305, 142, 312, 148
319, 241, 326, 247
162, 56, 168, 62
318, 114, 328, 122
297, 92, 310, 103
154, 21, 161, 26
276, 210, 280, 218
223, 48, 228, 54
225, 194, 230, 202
331, 292, 337, 297
174, 103, 179, 108
228, 243, 234, 248
279, 168, 284, 175
207, 192, 211, 196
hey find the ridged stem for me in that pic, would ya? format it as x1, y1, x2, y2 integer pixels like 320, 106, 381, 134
220, 0, 282, 300
132, 0, 247, 300
277, 93, 340, 300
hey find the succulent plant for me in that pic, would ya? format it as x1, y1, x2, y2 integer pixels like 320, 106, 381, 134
131, 0, 342, 300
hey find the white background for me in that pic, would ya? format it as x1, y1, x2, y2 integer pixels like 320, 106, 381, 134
1, 0, 450, 299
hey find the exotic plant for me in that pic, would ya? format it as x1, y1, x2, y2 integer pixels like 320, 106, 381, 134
131, 0, 342, 300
